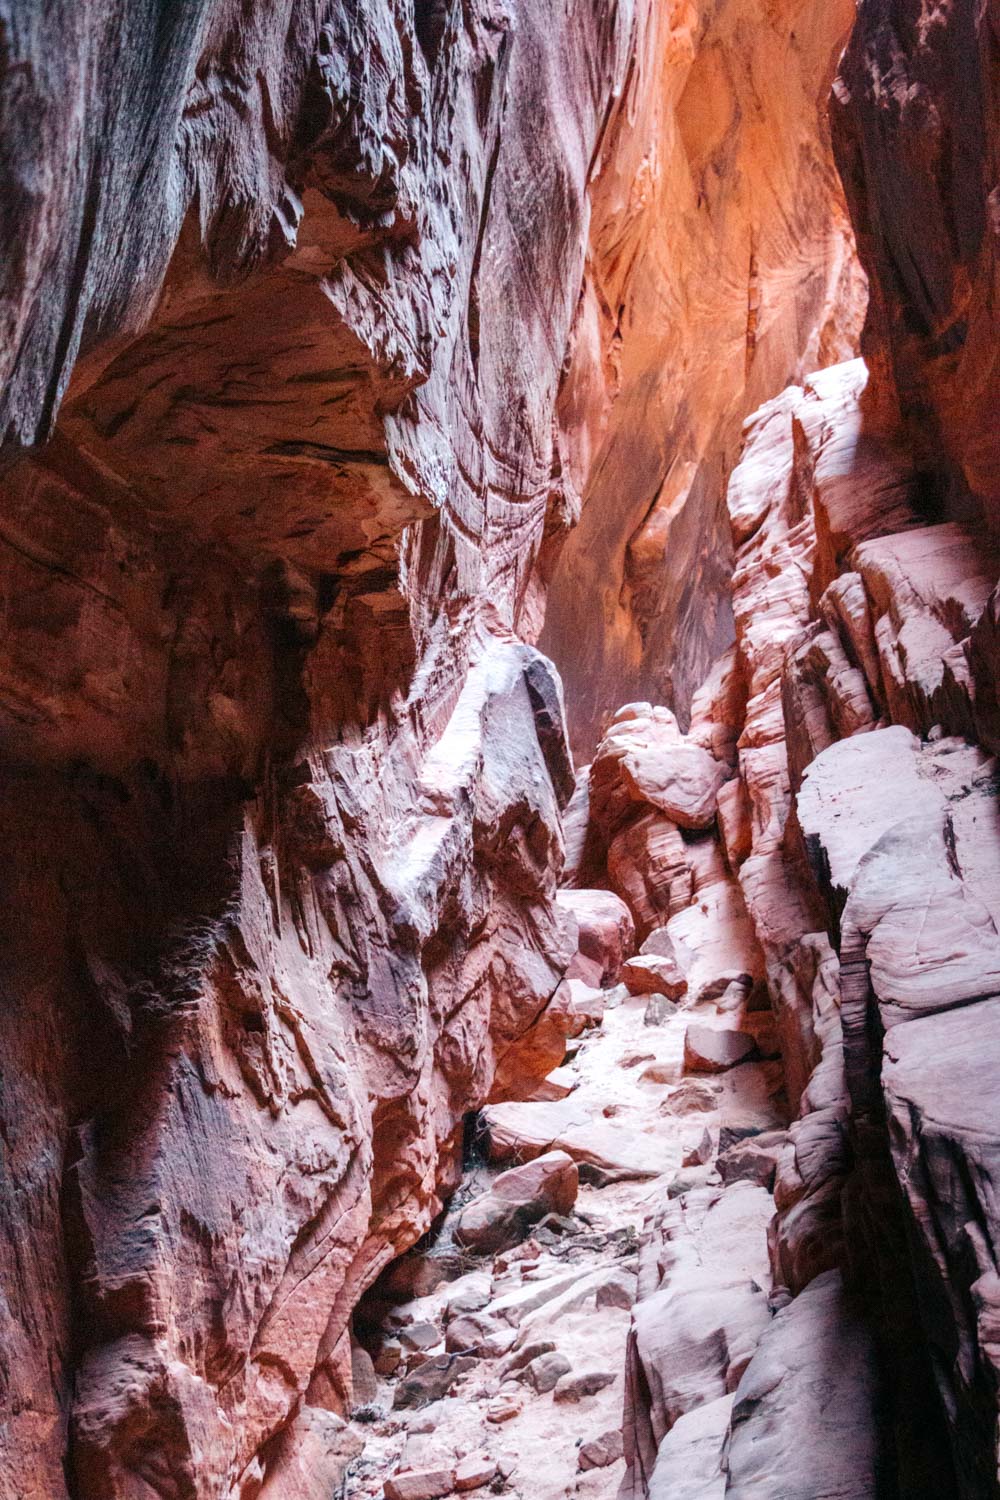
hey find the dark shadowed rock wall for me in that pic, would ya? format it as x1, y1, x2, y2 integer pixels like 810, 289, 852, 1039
0, 4, 631, 1496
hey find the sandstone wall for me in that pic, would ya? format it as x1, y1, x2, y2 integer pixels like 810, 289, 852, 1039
604, 359, 1000, 1495
0, 4, 631, 1496
832, 0, 1000, 512
540, 0, 866, 753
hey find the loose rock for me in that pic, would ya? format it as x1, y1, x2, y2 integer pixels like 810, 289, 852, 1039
683, 1025, 757, 1074
578, 1429, 625, 1470
553, 1369, 617, 1402
384, 1468, 456, 1500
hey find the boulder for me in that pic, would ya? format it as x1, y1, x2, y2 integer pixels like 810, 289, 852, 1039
486, 1395, 522, 1424
621, 953, 688, 1000
454, 1456, 497, 1493
553, 1369, 617, 1402
350, 1341, 378, 1408
643, 995, 678, 1027
549, 979, 606, 1034
454, 1151, 579, 1255
578, 1429, 625, 1471
621, 738, 726, 830
374, 1341, 403, 1378
384, 1469, 456, 1500
557, 888, 636, 984
484, 1100, 663, 1179
399, 1322, 440, 1352
393, 1354, 477, 1409
444, 1313, 499, 1354
501, 1340, 556, 1378
683, 1026, 756, 1074
692, 969, 753, 1008
717, 1133, 785, 1191
661, 1079, 719, 1114
522, 1351, 572, 1393
444, 1277, 492, 1319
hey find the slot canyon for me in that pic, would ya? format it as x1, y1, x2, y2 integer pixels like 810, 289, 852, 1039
2, 1, 1000, 1497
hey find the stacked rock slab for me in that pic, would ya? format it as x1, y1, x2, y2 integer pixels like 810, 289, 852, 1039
599, 353, 1000, 1497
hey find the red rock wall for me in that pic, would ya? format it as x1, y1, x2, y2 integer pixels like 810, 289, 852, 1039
587, 8, 1000, 1485
832, 0, 1000, 511
540, 0, 866, 754
0, 5, 629, 1496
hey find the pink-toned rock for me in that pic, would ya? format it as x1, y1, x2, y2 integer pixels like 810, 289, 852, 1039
554, 1369, 617, 1403
384, 1468, 456, 1500
523, 1351, 573, 1393
578, 1429, 625, 1470
621, 739, 727, 831
682, 1129, 714, 1168
557, 889, 636, 986
683, 1026, 757, 1074
454, 1152, 579, 1256
620, 954, 688, 1001
254, 1408, 363, 1500
486, 1396, 522, 1425
717, 1138, 782, 1191
607, 810, 696, 940
624, 1183, 774, 1490
454, 1456, 497, 1493
660, 1079, 719, 1115
725, 1272, 878, 1497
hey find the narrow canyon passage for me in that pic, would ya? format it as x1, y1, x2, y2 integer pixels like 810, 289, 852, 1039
338, 822, 790, 1500
2, 2, 1000, 1499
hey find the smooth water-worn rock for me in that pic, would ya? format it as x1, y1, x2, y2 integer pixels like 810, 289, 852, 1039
725, 1271, 879, 1497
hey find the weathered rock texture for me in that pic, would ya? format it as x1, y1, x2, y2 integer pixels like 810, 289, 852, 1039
541, 0, 866, 752
601, 349, 1000, 1497
11, 0, 996, 1497
0, 5, 635, 1497
832, 0, 1000, 512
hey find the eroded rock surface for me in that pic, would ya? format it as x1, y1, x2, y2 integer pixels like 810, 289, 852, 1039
5, 0, 998, 1496
613, 349, 1000, 1497
541, 0, 865, 750
0, 5, 634, 1496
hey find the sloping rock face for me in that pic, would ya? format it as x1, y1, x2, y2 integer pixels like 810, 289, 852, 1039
541, 0, 866, 752
0, 6, 640, 1498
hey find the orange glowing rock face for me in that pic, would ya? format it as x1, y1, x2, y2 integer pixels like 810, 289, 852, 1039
541, 0, 867, 756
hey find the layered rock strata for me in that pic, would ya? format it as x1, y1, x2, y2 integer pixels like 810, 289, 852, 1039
589, 355, 1000, 1496
0, 6, 631, 1497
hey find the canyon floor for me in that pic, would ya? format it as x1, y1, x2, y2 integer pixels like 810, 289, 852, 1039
340, 889, 785, 1500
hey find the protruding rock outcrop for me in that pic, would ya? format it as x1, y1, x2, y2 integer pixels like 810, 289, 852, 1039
0, 6, 634, 1496
596, 345, 1000, 1497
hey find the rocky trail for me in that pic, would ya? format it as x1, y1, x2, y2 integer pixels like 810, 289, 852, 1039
340, 878, 789, 1500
